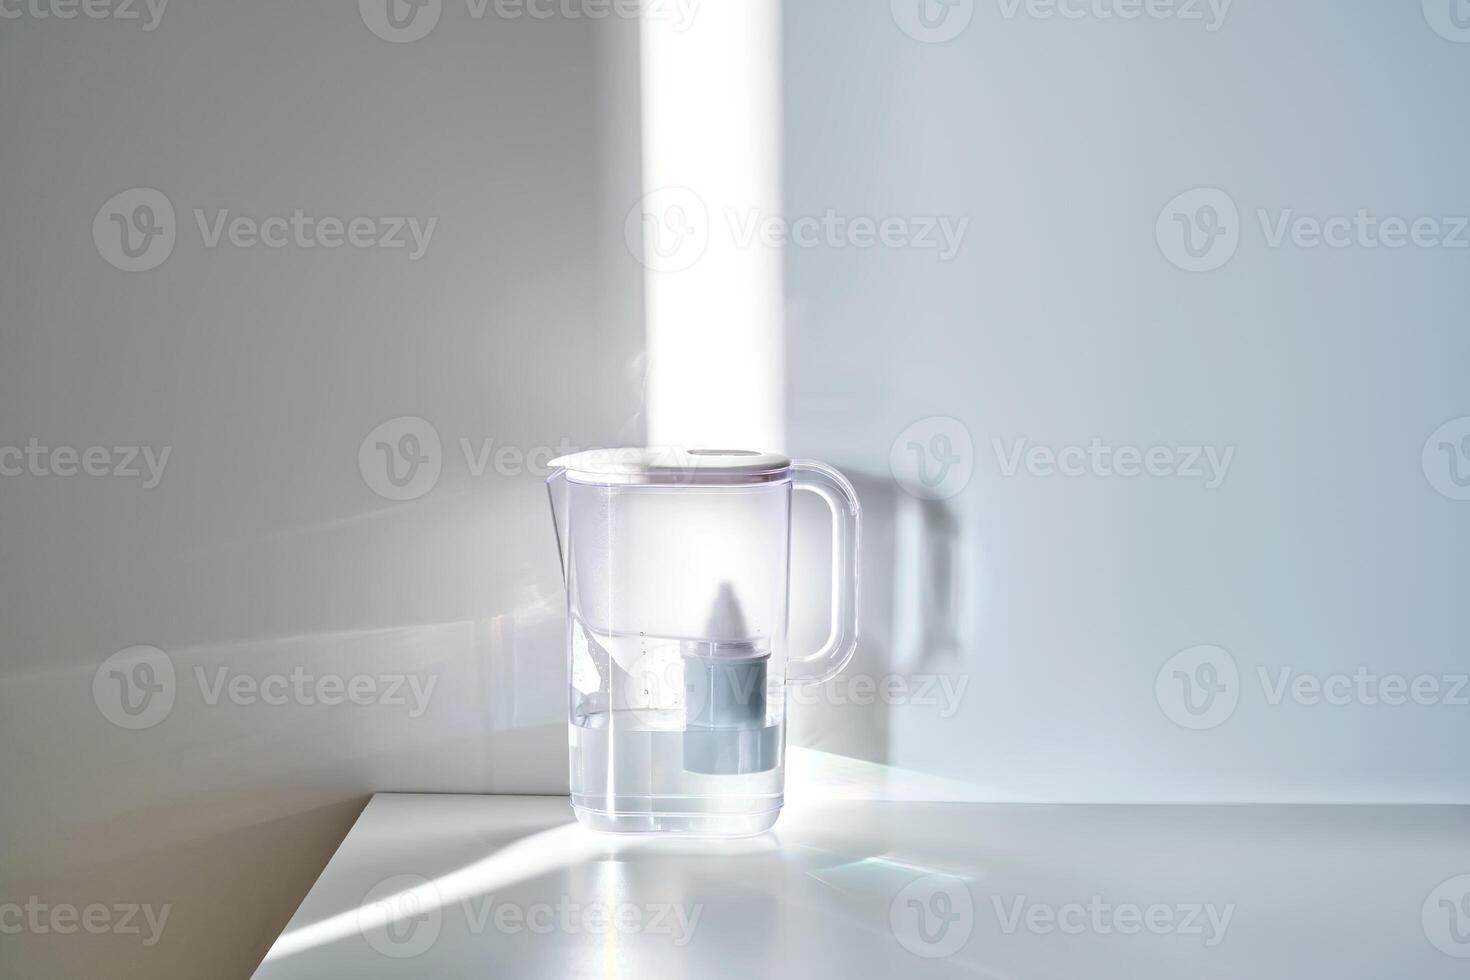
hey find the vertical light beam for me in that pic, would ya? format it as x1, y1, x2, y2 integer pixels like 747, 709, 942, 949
638, 1, 786, 453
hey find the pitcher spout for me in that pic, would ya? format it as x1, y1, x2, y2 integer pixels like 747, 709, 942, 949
545, 467, 569, 585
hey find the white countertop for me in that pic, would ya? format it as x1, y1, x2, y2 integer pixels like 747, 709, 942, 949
252, 793, 1470, 979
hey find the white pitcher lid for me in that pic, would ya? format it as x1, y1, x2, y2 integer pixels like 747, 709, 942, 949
550, 447, 791, 485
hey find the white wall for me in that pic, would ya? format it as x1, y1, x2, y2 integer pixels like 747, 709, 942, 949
783, 0, 1469, 802
0, 4, 643, 977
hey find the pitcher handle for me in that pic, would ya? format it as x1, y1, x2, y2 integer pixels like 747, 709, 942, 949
788, 460, 861, 683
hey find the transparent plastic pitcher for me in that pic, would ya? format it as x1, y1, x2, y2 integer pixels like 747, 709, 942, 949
546, 448, 860, 835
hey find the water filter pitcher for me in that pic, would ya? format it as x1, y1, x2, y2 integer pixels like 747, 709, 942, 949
547, 448, 860, 835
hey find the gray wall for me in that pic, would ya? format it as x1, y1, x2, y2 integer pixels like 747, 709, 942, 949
0, 3, 642, 977
784, 0, 1470, 802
